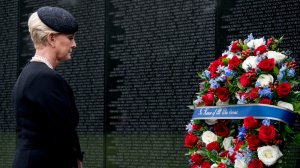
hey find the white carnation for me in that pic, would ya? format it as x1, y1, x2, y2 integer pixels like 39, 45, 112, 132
216, 99, 229, 106
223, 137, 234, 150
256, 74, 274, 86
267, 51, 286, 63
257, 145, 283, 166
201, 131, 218, 145
277, 101, 294, 111
210, 164, 218, 168
242, 56, 258, 71
234, 159, 248, 168
205, 119, 218, 125
247, 38, 265, 49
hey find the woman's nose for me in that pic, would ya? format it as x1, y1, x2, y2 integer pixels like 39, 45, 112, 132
72, 40, 77, 48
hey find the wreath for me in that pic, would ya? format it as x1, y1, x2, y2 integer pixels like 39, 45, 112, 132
185, 34, 300, 168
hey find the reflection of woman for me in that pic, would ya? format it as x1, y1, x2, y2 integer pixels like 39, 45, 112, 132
12, 6, 83, 168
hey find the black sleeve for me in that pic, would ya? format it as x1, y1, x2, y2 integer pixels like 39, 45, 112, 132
26, 72, 83, 160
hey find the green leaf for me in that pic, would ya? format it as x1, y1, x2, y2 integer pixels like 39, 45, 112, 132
197, 71, 202, 78
194, 120, 202, 124
222, 58, 229, 66
242, 44, 248, 50
188, 147, 197, 154
294, 134, 300, 146
273, 66, 279, 75
237, 80, 244, 90
278, 36, 284, 44
187, 105, 195, 110
285, 125, 295, 134
293, 102, 300, 112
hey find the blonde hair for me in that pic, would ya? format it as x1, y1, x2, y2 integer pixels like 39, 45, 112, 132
28, 12, 59, 49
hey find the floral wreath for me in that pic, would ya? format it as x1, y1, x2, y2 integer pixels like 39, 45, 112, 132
185, 34, 300, 168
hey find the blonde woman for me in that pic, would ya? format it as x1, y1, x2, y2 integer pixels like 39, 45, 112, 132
12, 6, 83, 168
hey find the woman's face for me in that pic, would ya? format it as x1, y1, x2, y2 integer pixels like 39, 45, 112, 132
53, 33, 76, 61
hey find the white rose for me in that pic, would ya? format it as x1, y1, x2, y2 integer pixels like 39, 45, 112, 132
247, 38, 265, 49
257, 145, 283, 166
225, 52, 242, 59
277, 101, 294, 111
234, 159, 248, 168
223, 137, 234, 150
267, 51, 286, 63
210, 164, 218, 168
216, 99, 229, 106
205, 119, 218, 125
242, 56, 258, 71
256, 74, 274, 86
201, 131, 218, 145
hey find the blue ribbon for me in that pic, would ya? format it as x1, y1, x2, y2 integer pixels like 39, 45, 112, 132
192, 104, 295, 125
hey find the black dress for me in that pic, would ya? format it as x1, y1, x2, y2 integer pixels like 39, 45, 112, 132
12, 62, 82, 168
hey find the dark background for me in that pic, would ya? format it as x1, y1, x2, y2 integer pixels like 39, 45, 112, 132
0, 0, 300, 167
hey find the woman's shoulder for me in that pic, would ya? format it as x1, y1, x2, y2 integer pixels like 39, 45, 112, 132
21, 62, 64, 85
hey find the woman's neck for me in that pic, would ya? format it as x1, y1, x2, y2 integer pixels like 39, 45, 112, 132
34, 48, 59, 69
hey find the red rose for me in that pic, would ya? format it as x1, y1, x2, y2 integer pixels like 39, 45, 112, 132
201, 162, 212, 168
216, 87, 229, 102
220, 151, 228, 157
213, 123, 230, 137
218, 163, 227, 168
249, 88, 260, 100
267, 38, 274, 47
240, 72, 256, 87
247, 134, 261, 151
184, 133, 198, 148
234, 140, 244, 151
229, 56, 242, 70
230, 41, 242, 53
191, 153, 204, 165
202, 92, 215, 106
259, 98, 273, 105
277, 82, 291, 98
206, 141, 221, 152
209, 60, 224, 78
259, 125, 276, 143
244, 116, 259, 129
258, 58, 275, 72
254, 45, 267, 56
227, 152, 236, 163
191, 164, 200, 168
192, 124, 202, 131
248, 159, 264, 168
196, 141, 203, 150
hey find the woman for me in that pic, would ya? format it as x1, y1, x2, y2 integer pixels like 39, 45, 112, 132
12, 6, 83, 168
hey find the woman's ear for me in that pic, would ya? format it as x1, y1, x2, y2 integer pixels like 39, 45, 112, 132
47, 33, 56, 48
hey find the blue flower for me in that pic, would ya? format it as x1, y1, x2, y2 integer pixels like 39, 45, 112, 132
258, 86, 273, 99
209, 79, 220, 89
262, 118, 270, 126
246, 33, 254, 43
237, 95, 247, 104
186, 122, 193, 133
193, 97, 203, 105
238, 126, 247, 141
203, 70, 211, 79
255, 56, 262, 64
287, 69, 295, 77
217, 65, 225, 73
216, 74, 226, 83
279, 64, 287, 72
255, 81, 261, 87
224, 67, 234, 77
277, 72, 284, 81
